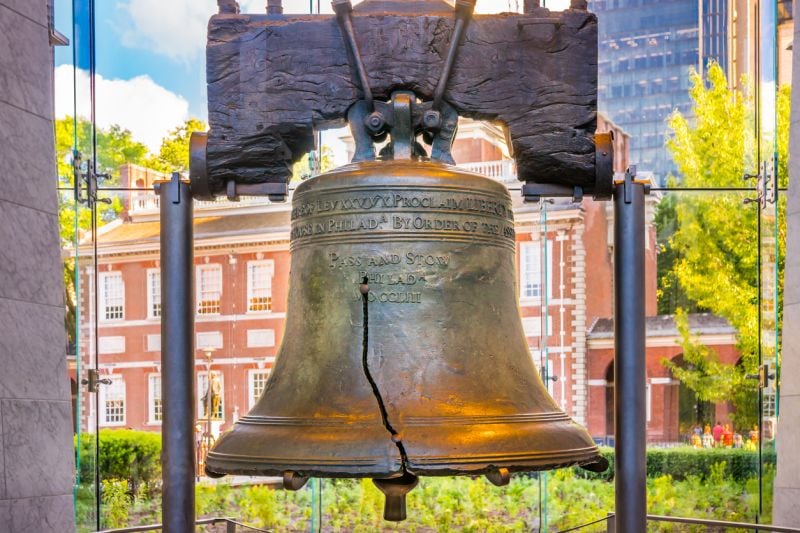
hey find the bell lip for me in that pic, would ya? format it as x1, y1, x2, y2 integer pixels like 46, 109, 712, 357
293, 159, 511, 199
204, 445, 606, 479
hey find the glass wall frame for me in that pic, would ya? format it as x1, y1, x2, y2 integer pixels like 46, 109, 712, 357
55, 0, 787, 530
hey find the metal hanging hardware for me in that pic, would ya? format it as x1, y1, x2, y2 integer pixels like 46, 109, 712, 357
81, 369, 112, 393
72, 151, 112, 208
332, 0, 474, 165
743, 155, 778, 208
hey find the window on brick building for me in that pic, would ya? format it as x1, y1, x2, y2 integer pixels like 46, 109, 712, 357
148, 374, 162, 424
519, 241, 552, 300
100, 375, 125, 426
147, 269, 161, 319
196, 264, 222, 315
248, 370, 270, 409
99, 271, 124, 321
247, 260, 274, 312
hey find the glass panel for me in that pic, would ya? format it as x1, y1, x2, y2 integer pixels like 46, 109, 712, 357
56, 0, 102, 529
653, 190, 762, 523
756, 0, 781, 524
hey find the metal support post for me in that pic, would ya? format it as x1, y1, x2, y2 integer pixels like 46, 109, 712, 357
613, 167, 647, 533
158, 173, 196, 532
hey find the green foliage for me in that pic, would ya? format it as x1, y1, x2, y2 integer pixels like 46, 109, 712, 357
196, 482, 234, 517
76, 430, 161, 493
292, 146, 335, 181
84, 451, 775, 531
237, 485, 282, 528
101, 478, 132, 529
658, 63, 790, 427
577, 446, 774, 483
662, 310, 740, 403
144, 118, 208, 174
55, 117, 149, 187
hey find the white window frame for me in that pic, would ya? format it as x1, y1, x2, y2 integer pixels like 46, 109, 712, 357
148, 374, 162, 425
99, 374, 126, 426
247, 260, 275, 313
197, 371, 225, 421
248, 369, 271, 409
146, 334, 161, 352
196, 264, 222, 315
99, 271, 125, 322
247, 329, 276, 348
519, 241, 553, 301
146, 269, 161, 319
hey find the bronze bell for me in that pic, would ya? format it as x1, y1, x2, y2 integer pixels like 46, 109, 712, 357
206, 93, 607, 521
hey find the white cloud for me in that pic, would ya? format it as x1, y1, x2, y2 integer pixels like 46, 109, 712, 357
118, 0, 331, 62
54, 65, 190, 152
120, 0, 217, 62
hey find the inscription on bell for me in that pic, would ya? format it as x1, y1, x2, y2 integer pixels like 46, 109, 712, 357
329, 251, 451, 269
291, 192, 513, 221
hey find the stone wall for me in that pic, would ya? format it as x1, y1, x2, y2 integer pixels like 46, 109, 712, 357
0, 1, 75, 531
774, 9, 800, 526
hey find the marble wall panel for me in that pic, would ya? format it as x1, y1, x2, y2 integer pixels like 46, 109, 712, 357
0, 0, 47, 26
0, 299, 68, 401
0, 201, 64, 308
0, 494, 74, 533
0, 3, 52, 118
0, 404, 4, 500
1, 400, 73, 500
0, 101, 58, 214
774, 17, 800, 526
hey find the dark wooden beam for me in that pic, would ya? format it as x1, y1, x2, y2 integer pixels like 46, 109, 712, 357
203, 6, 598, 195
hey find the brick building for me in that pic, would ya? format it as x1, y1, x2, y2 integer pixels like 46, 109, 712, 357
72, 117, 738, 444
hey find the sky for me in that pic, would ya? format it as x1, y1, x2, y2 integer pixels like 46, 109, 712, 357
54, 0, 571, 153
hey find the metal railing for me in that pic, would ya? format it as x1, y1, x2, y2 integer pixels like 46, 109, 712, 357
599, 513, 800, 533
130, 193, 273, 213
99, 513, 800, 533
99, 517, 270, 533
458, 159, 517, 181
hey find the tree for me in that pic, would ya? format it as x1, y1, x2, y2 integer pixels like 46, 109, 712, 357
658, 63, 790, 427
144, 118, 208, 174
57, 117, 151, 348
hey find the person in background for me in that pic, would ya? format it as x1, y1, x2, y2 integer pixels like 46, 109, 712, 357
712, 421, 724, 447
702, 425, 714, 448
722, 423, 734, 447
691, 431, 702, 448
733, 432, 744, 448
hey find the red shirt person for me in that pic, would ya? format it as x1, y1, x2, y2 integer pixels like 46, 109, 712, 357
712, 422, 724, 446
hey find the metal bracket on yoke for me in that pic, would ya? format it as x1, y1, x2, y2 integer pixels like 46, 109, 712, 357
522, 131, 615, 204
614, 166, 650, 204
522, 183, 585, 204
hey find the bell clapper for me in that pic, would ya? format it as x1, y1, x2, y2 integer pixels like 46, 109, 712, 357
282, 471, 310, 491
485, 468, 511, 487
373, 472, 420, 522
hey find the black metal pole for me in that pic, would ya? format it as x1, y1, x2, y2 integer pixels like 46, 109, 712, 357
158, 173, 195, 532
613, 167, 647, 533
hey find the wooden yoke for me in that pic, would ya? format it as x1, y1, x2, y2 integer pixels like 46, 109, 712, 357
192, 0, 611, 201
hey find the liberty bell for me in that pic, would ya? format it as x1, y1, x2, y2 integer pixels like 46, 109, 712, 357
205, 93, 607, 520
204, 0, 608, 521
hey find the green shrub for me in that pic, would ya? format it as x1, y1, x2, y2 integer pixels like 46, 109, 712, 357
101, 478, 132, 529
196, 483, 233, 517
76, 430, 161, 493
576, 446, 775, 482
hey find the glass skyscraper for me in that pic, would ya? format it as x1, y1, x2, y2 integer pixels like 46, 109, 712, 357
589, 0, 703, 183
